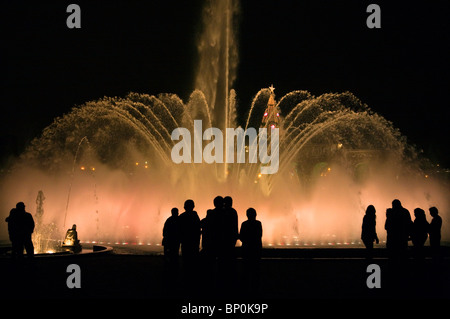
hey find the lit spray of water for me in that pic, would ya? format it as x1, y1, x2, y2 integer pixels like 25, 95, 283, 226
0, 0, 448, 248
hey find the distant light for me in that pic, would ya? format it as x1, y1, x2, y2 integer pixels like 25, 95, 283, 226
425, 175, 429, 178
276, 113, 279, 117
264, 112, 268, 117
80, 166, 85, 170
91, 167, 95, 171
270, 124, 275, 129
135, 162, 139, 166
258, 173, 262, 178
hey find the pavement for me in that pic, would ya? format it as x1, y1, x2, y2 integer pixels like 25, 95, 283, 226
0, 245, 449, 313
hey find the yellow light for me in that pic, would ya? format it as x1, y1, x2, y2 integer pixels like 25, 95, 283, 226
80, 166, 85, 170
135, 162, 139, 166
91, 167, 95, 171
64, 239, 74, 246
258, 173, 262, 178
327, 167, 331, 172
144, 165, 148, 169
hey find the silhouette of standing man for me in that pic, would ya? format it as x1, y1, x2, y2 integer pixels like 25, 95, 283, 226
208, 195, 224, 258
5, 202, 35, 259
239, 208, 263, 294
385, 199, 412, 262
178, 199, 201, 291
218, 196, 239, 294
222, 196, 238, 257
163, 208, 180, 268
429, 206, 442, 260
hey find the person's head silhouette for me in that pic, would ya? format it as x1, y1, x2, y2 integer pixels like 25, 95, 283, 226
366, 205, 376, 217
414, 208, 425, 219
15, 202, 25, 212
213, 196, 223, 208
184, 199, 195, 212
224, 196, 233, 208
246, 208, 257, 220
429, 206, 439, 217
171, 207, 179, 217
392, 199, 402, 209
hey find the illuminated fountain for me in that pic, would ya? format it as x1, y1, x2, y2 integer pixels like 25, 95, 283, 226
0, 0, 448, 249
1, 86, 447, 248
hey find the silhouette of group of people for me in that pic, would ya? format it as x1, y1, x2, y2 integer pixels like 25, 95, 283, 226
361, 199, 442, 262
5, 202, 35, 260
162, 196, 263, 295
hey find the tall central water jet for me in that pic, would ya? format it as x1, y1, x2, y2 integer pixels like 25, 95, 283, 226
195, 0, 239, 129
195, 0, 239, 180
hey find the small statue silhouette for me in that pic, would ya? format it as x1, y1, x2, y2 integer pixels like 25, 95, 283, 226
62, 224, 82, 253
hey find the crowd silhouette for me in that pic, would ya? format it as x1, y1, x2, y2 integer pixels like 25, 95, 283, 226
161, 196, 444, 295
361, 199, 443, 263
2, 197, 444, 297
162, 196, 262, 296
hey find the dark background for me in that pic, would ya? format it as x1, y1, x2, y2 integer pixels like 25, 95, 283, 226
1, 0, 449, 167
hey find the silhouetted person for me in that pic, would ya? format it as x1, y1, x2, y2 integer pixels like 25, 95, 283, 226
239, 208, 263, 294
5, 202, 35, 259
411, 208, 429, 261
201, 196, 224, 293
178, 199, 201, 291
361, 205, 379, 259
200, 209, 216, 293
163, 208, 180, 268
200, 210, 213, 254
5, 208, 20, 258
217, 196, 239, 293
207, 195, 224, 258
222, 196, 239, 255
385, 199, 412, 262
429, 206, 442, 260
162, 208, 180, 294
385, 208, 393, 253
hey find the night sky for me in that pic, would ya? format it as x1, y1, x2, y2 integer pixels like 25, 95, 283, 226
1, 0, 449, 167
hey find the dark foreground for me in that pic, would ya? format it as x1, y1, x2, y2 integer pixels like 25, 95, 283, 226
1, 246, 449, 309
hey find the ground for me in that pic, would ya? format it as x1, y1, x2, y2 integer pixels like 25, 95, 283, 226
1, 245, 449, 313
